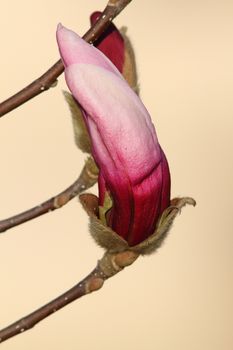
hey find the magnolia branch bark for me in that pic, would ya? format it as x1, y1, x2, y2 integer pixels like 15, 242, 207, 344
0, 250, 139, 343
0, 158, 98, 233
0, 0, 132, 117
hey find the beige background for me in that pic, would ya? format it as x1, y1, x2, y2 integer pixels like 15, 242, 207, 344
0, 0, 232, 349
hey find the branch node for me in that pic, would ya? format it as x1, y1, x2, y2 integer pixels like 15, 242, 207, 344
50, 79, 58, 88
98, 251, 139, 277
85, 277, 104, 293
53, 193, 70, 208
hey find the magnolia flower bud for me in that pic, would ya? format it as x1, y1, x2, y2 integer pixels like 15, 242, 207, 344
57, 24, 171, 246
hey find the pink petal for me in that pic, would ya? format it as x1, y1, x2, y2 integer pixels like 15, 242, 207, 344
56, 24, 122, 78
65, 63, 160, 182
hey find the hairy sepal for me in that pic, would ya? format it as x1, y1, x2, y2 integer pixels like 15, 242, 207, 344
63, 91, 92, 153
79, 193, 196, 255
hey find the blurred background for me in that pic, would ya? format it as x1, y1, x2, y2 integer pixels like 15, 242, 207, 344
0, 0, 232, 349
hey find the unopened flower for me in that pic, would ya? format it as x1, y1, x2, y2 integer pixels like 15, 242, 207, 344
57, 24, 195, 252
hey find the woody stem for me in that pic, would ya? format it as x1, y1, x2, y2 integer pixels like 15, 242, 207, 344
0, 250, 139, 343
0, 158, 98, 233
0, 0, 132, 117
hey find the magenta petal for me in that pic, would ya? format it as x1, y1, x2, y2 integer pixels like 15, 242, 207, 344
160, 149, 171, 211
111, 148, 170, 246
90, 11, 125, 73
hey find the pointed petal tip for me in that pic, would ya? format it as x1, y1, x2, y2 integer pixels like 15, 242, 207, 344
57, 23, 64, 32
56, 23, 65, 42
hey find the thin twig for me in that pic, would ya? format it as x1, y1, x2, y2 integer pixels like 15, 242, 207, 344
0, 250, 139, 343
0, 0, 132, 117
0, 158, 98, 233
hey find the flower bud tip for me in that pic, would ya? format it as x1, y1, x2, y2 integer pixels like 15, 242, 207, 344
57, 23, 63, 31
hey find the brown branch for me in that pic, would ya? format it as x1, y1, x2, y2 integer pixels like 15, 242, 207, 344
0, 157, 98, 233
0, 0, 132, 118
0, 250, 139, 343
